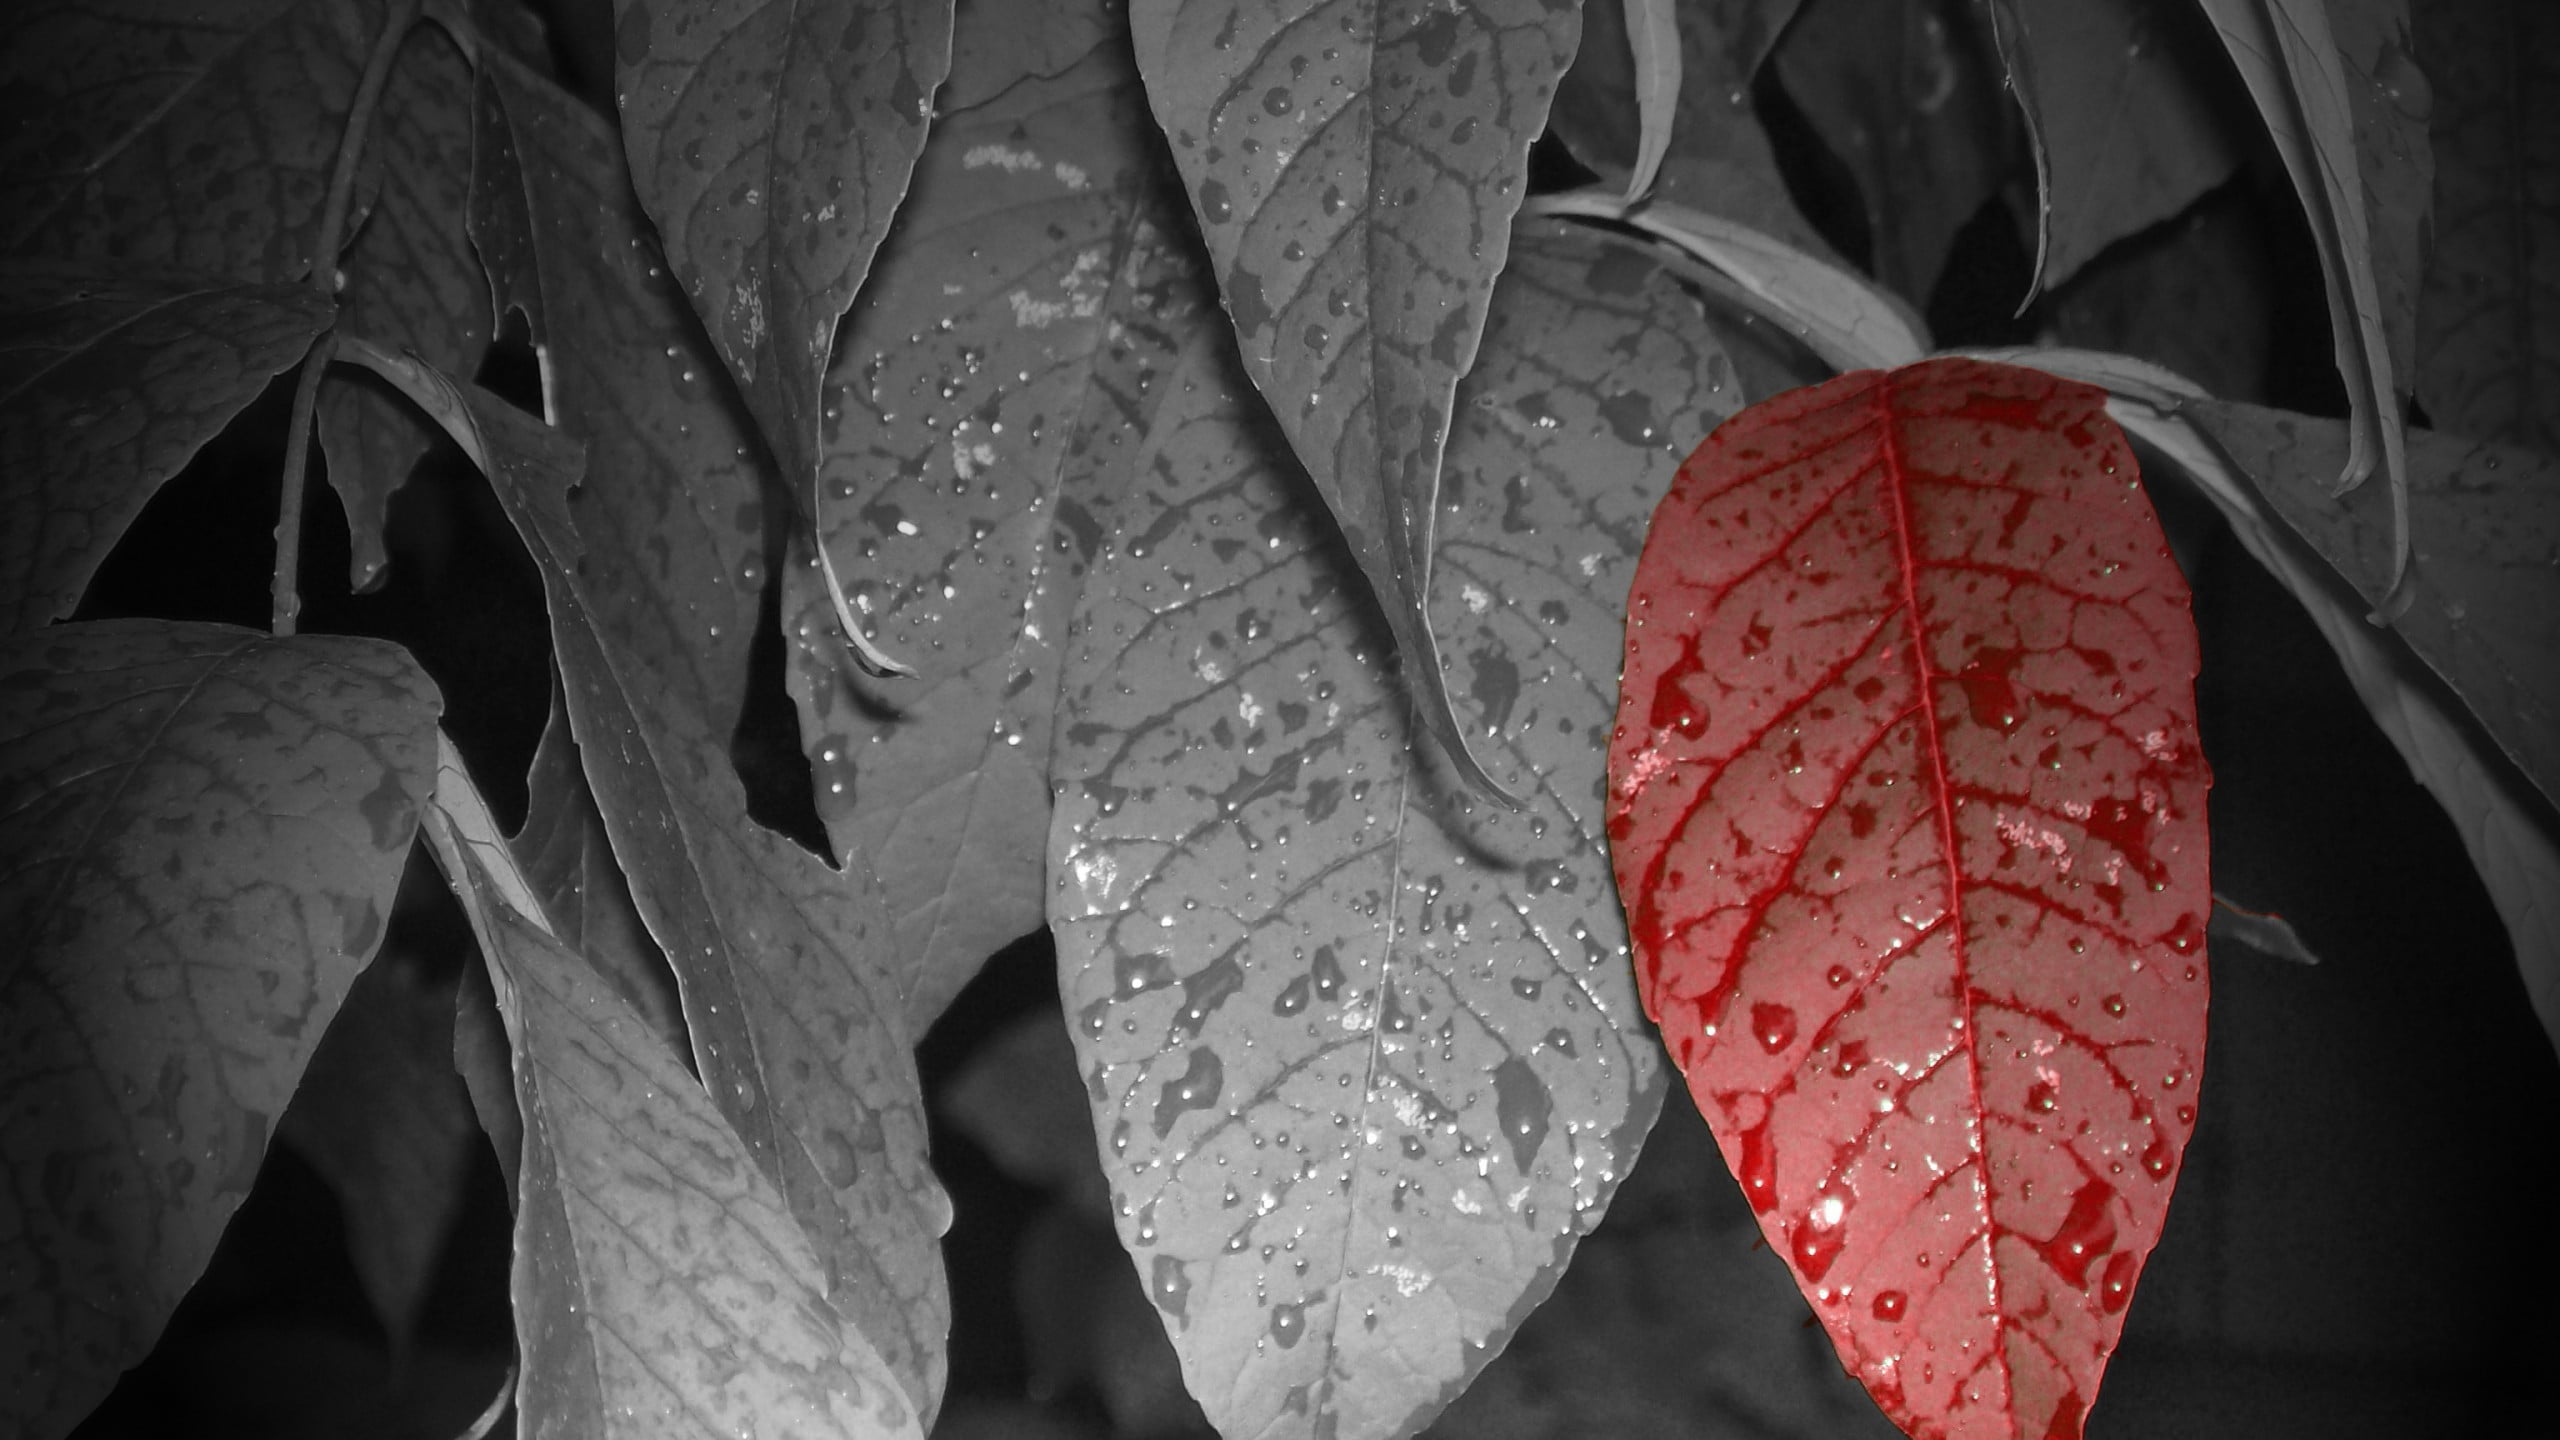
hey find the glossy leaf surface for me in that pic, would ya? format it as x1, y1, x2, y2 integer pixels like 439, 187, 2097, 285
0, 0, 383, 281
0, 264, 334, 634
1620, 0, 1682, 203
317, 22, 488, 590
1548, 0, 1825, 250
782, 0, 1190, 1027
435, 832, 923, 1440
2413, 0, 2560, 455
1049, 223, 1733, 1440
468, 50, 763, 738
1129, 0, 1584, 794
0, 621, 439, 1439
2192, 0, 2408, 526
611, 0, 951, 489
1999, 0, 2244, 291
1609, 358, 2209, 1440
2190, 401, 2560, 808
1770, 0, 2010, 302
446, 365, 952, 1413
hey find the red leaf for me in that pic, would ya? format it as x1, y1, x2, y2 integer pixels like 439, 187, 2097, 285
1606, 358, 2209, 1440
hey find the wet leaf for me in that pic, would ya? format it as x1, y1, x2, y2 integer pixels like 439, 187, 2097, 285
512, 685, 688, 1056
427, 365, 953, 1414
468, 49, 763, 738
2046, 190, 2273, 404
781, 0, 1196, 1028
1049, 223, 1725, 1440
1995, 0, 2247, 291
0, 620, 439, 1440
276, 924, 483, 1354
1130, 0, 1585, 796
0, 0, 387, 281
1608, 358, 2210, 1440
2192, 0, 2411, 562
432, 835, 923, 1440
2327, 0, 2431, 401
1548, 0, 1828, 251
0, 264, 334, 634
317, 22, 489, 591
2120, 395, 2560, 1061
2185, 400, 2560, 819
610, 0, 952, 492
2412, 0, 2560, 455
1770, 0, 2012, 301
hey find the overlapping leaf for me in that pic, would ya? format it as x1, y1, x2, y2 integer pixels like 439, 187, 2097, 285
468, 49, 763, 737
610, 0, 951, 492
781, 0, 1195, 1027
2413, 0, 2560, 455
275, 931, 484, 1354
1048, 223, 1735, 1440
1995, 0, 2246, 291
0, 620, 439, 1440
0, 0, 386, 281
2186, 401, 2560, 818
1548, 0, 1829, 251
317, 22, 488, 590
428, 799, 923, 1440
2193, 0, 2412, 548
0, 264, 334, 634
1129, 0, 1584, 795
1769, 0, 2010, 302
1608, 359, 2209, 1440
404, 349, 952, 1411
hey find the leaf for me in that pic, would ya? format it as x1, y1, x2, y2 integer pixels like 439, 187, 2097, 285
1607, 358, 2210, 1440
2116, 395, 2560, 1060
467, 49, 764, 738
1129, 0, 1586, 796
609, 0, 952, 495
0, 264, 334, 634
1621, 0, 1683, 204
276, 924, 483, 1354
1995, 0, 2247, 291
1048, 222, 1723, 1440
2412, 0, 2560, 454
0, 620, 439, 1440
0, 0, 386, 281
780, 0, 1197, 1028
511, 684, 689, 1056
1529, 191, 1927, 372
1769, 0, 2012, 302
2191, 0, 2410, 568
317, 22, 489, 591
426, 803, 924, 1440
412, 360, 954, 1415
2183, 400, 2560, 818
2208, 892, 2321, 965
2326, 0, 2431, 403
1548, 0, 1830, 252
2045, 190, 2273, 404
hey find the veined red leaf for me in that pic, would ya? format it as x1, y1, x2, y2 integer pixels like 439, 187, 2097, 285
1128, 0, 1584, 797
0, 0, 388, 281
317, 21, 488, 591
2413, 0, 2560, 454
1769, 0, 2011, 303
0, 620, 439, 1439
0, 263, 334, 634
781, 0, 1197, 1028
610, 0, 951, 494
1608, 358, 2209, 1440
1049, 223, 1727, 1440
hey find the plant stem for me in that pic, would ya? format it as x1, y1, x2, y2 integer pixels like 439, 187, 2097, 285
271, 0, 423, 636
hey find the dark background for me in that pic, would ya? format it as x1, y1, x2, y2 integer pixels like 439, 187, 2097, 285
54, 2, 2560, 1436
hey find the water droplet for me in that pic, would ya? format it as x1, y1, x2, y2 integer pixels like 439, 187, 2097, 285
2032, 1179, 2119, 1286
1872, 1289, 1907, 1321
1117, 949, 1176, 996
1152, 1047, 1223, 1138
1752, 1002, 1798, 1054
2101, 994, 2126, 1018
1152, 1255, 1191, 1320
1269, 1300, 1306, 1347
1491, 1056, 1550, 1172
